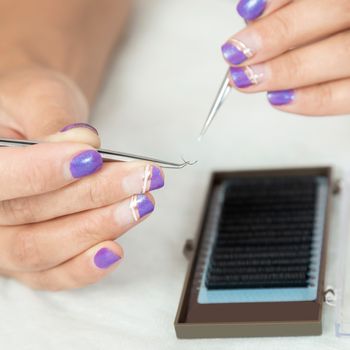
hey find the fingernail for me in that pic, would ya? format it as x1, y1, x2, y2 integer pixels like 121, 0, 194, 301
221, 39, 254, 65
237, 0, 267, 21
142, 165, 164, 193
229, 65, 262, 88
150, 166, 164, 191
60, 123, 98, 135
267, 89, 295, 105
130, 194, 154, 221
70, 150, 103, 178
123, 165, 165, 195
94, 248, 121, 269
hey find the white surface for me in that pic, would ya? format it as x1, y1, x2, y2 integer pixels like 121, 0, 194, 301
1, 0, 350, 349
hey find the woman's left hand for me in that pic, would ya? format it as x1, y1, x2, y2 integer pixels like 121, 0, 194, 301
222, 0, 350, 116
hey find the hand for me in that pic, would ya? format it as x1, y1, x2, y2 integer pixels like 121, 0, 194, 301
0, 67, 165, 291
0, 1, 155, 291
0, 137, 165, 290
221, 0, 350, 116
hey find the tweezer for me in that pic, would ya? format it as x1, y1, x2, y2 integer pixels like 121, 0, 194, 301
198, 69, 231, 140
0, 138, 189, 169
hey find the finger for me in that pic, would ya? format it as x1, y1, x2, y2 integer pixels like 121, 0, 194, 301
0, 162, 164, 225
266, 78, 350, 116
227, 30, 350, 91
222, 0, 350, 66
44, 122, 101, 149
0, 193, 155, 272
13, 241, 123, 291
236, 0, 292, 21
0, 69, 89, 138
0, 142, 102, 201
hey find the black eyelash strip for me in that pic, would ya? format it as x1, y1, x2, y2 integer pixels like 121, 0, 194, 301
205, 176, 318, 290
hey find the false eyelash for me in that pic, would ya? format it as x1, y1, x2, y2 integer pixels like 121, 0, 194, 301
205, 176, 319, 290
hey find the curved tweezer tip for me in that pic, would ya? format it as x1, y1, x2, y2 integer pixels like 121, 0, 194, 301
98, 147, 197, 169
161, 156, 198, 169
182, 156, 198, 166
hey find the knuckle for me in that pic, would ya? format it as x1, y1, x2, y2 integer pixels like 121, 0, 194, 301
85, 173, 112, 207
12, 228, 44, 270
0, 198, 38, 224
259, 12, 294, 46
313, 84, 334, 111
22, 161, 48, 194
273, 12, 295, 41
272, 52, 303, 85
74, 212, 108, 246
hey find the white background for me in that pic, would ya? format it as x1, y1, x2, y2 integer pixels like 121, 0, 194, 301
1, 0, 350, 349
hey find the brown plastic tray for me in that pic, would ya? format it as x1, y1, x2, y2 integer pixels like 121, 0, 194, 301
175, 167, 333, 338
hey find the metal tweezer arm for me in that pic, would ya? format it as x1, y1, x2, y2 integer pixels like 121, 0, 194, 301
198, 69, 231, 140
0, 138, 190, 169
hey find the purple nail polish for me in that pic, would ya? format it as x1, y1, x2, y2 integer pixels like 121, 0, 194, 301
94, 248, 121, 269
136, 194, 154, 218
150, 166, 164, 191
229, 66, 253, 88
221, 41, 248, 65
237, 0, 267, 21
267, 90, 295, 106
70, 150, 103, 178
60, 123, 98, 135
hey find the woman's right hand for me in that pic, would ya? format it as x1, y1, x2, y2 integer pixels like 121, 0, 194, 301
223, 0, 350, 116
0, 131, 164, 290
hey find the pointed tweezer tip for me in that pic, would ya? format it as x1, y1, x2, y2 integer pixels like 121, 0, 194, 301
197, 70, 231, 141
198, 122, 211, 141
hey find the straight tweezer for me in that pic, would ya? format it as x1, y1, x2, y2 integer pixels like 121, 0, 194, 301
198, 69, 231, 140
0, 138, 190, 169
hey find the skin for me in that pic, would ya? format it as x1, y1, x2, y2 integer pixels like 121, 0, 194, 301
225, 0, 350, 115
0, 0, 166, 291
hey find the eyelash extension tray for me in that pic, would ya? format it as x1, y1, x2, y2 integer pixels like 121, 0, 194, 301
175, 167, 350, 338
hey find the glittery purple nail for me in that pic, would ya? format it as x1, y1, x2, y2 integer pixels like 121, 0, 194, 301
267, 90, 295, 106
150, 166, 164, 191
136, 194, 154, 218
94, 248, 121, 269
60, 123, 98, 135
221, 41, 248, 65
237, 0, 267, 21
70, 150, 103, 178
229, 66, 253, 88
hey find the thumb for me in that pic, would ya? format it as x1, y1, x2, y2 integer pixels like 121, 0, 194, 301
0, 122, 101, 149
44, 123, 101, 149
0, 68, 91, 138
